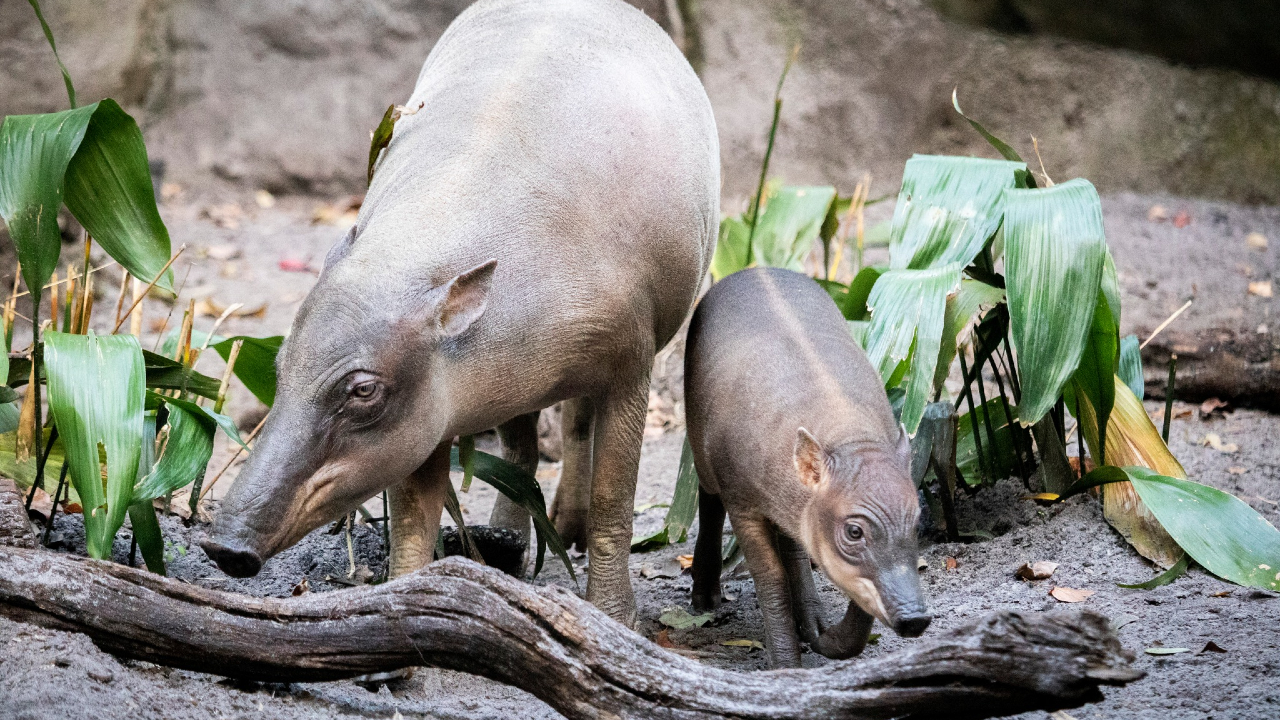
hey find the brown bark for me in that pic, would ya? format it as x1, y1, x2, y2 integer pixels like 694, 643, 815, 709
0, 482, 1141, 720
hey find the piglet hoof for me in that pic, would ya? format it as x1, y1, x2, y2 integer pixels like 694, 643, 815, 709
690, 589, 721, 613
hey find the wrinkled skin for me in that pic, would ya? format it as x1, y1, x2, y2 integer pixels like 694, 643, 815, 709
201, 0, 719, 628
686, 268, 931, 668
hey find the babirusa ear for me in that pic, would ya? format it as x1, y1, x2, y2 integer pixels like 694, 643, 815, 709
895, 423, 911, 466
436, 259, 497, 337
794, 427, 827, 489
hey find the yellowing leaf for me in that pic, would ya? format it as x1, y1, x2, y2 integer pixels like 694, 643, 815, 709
1049, 586, 1095, 603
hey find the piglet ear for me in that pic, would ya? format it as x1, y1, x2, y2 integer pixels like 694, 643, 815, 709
435, 259, 497, 337
895, 423, 911, 467
794, 427, 828, 489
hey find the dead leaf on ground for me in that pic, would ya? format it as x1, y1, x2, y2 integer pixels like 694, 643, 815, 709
1199, 433, 1239, 453
1172, 210, 1192, 228
1050, 712, 1079, 720
254, 189, 276, 209
640, 558, 681, 579
677, 554, 694, 570
194, 298, 267, 320
1247, 232, 1269, 250
1016, 561, 1059, 581
291, 578, 310, 596
160, 182, 184, 202
202, 203, 243, 229
1147, 205, 1169, 223
219, 262, 239, 279
1199, 397, 1228, 418
1049, 586, 1095, 603
62, 502, 81, 514
1021, 492, 1061, 503
1144, 647, 1190, 655
945, 557, 958, 572
204, 244, 241, 261
1067, 456, 1097, 474
658, 607, 713, 630
1248, 281, 1273, 298
311, 195, 363, 226
278, 257, 315, 274
1209, 590, 1233, 598
1199, 641, 1227, 654
1228, 466, 1247, 475
654, 628, 678, 649
721, 638, 764, 650
24, 486, 53, 522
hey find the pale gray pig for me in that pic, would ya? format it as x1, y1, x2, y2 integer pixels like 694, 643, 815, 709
202, 0, 718, 627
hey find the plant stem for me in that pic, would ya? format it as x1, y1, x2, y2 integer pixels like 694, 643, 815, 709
745, 45, 799, 267
972, 357, 1006, 481
42, 460, 70, 545
1075, 396, 1085, 479
1162, 354, 1177, 443
957, 351, 989, 482
987, 352, 1029, 480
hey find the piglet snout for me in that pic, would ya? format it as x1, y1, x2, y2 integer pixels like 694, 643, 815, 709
200, 538, 264, 578
892, 612, 933, 637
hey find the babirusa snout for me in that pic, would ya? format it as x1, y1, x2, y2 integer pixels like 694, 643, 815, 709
876, 563, 932, 637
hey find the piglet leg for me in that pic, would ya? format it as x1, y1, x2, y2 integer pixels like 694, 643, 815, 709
776, 532, 825, 645
736, 515, 803, 668
812, 600, 875, 660
691, 488, 725, 611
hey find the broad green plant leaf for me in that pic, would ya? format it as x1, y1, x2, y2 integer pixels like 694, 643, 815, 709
1074, 377, 1185, 568
129, 412, 165, 574
449, 448, 574, 581
146, 392, 246, 449
1004, 179, 1108, 425
133, 401, 216, 503
632, 437, 699, 551
213, 336, 282, 407
1070, 287, 1119, 464
0, 101, 174, 296
951, 90, 1023, 163
935, 279, 1005, 394
1119, 334, 1144, 401
1117, 552, 1188, 590
888, 155, 1025, 271
44, 331, 145, 559
9, 350, 220, 400
751, 185, 837, 271
710, 215, 751, 281
864, 263, 961, 434
0, 428, 72, 502
1075, 465, 1280, 591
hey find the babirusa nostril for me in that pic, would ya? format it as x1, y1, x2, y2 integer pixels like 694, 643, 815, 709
893, 613, 932, 638
200, 539, 264, 578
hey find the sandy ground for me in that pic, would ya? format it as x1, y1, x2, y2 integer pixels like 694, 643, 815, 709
2, 189, 1279, 719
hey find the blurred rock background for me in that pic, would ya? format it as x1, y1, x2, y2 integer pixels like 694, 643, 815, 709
2, 0, 1277, 204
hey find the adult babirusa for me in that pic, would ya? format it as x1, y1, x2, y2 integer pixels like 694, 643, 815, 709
201, 0, 719, 626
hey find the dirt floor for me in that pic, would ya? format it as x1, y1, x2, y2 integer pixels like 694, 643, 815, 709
2, 190, 1279, 719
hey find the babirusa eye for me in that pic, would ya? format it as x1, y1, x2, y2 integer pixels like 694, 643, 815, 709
351, 381, 378, 399
844, 522, 864, 542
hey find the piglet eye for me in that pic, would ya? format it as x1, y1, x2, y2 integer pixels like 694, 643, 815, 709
351, 381, 378, 399
844, 522, 864, 542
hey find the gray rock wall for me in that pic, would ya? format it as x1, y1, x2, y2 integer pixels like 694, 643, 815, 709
2, 0, 1278, 204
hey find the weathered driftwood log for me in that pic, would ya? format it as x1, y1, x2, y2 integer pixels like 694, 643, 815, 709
1143, 331, 1280, 409
0, 483, 1141, 720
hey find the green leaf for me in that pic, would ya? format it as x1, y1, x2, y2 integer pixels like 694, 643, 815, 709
845, 265, 882, 322
449, 448, 574, 582
152, 392, 247, 449
212, 336, 282, 407
864, 263, 961, 434
458, 434, 476, 492
127, 500, 166, 575
140, 350, 222, 400
1071, 287, 1119, 464
632, 437, 699, 552
0, 402, 18, 435
658, 606, 713, 629
751, 185, 837, 271
950, 90, 1028, 167
0, 100, 174, 296
710, 215, 751, 281
367, 104, 397, 185
1119, 334, 1144, 401
887, 155, 1026, 271
1070, 465, 1280, 591
0, 105, 96, 296
26, 0, 77, 108
133, 400, 215, 503
956, 398, 1019, 485
935, 279, 1005, 394
44, 331, 145, 559
0, 428, 72, 502
157, 328, 224, 359
1004, 179, 1108, 425
1118, 553, 1189, 590
62, 99, 173, 291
